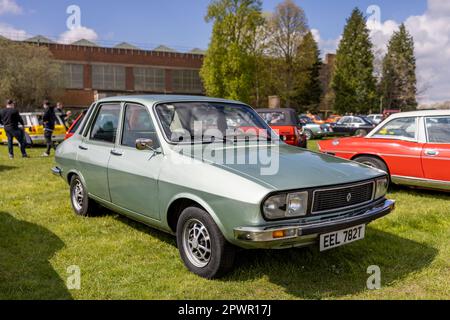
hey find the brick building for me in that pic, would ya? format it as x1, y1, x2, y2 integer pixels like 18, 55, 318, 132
26, 37, 205, 108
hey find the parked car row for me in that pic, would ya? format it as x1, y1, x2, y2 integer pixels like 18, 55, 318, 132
0, 112, 66, 145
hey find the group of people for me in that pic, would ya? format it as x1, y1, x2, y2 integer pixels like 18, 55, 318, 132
0, 99, 70, 159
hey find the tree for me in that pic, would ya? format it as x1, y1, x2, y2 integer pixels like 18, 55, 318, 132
295, 31, 322, 112
200, 0, 263, 104
267, 0, 308, 108
380, 24, 417, 111
332, 8, 378, 114
0, 39, 62, 110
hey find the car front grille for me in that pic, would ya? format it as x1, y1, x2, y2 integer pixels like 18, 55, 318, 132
312, 181, 375, 214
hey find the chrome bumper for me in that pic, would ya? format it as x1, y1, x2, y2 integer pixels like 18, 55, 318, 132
51, 167, 62, 177
234, 199, 395, 248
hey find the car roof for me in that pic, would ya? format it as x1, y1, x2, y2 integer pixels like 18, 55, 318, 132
97, 95, 245, 106
387, 110, 450, 118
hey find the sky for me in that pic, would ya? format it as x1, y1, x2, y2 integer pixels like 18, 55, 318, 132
0, 0, 449, 104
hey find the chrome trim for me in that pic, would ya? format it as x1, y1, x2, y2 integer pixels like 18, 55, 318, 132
235, 200, 395, 243
391, 175, 450, 191
51, 167, 62, 177
311, 181, 376, 215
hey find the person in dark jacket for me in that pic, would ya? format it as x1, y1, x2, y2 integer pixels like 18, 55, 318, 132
42, 100, 57, 157
0, 100, 28, 159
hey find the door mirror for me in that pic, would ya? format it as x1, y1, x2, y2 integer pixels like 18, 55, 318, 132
136, 138, 154, 151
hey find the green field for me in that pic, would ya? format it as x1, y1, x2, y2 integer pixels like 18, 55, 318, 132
0, 142, 449, 300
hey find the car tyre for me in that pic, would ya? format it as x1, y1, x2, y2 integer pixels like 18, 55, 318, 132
69, 175, 99, 217
177, 207, 236, 279
355, 129, 368, 137
354, 156, 390, 180
304, 129, 313, 140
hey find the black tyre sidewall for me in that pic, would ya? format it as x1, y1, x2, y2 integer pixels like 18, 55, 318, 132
304, 130, 313, 140
176, 207, 235, 279
355, 156, 390, 182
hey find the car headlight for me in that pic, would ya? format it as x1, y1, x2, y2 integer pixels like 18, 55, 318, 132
263, 192, 308, 220
375, 177, 389, 199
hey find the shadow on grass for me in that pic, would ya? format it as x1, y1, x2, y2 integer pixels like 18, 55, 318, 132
0, 165, 17, 173
109, 210, 437, 299
390, 184, 450, 200
0, 212, 73, 300
227, 228, 437, 299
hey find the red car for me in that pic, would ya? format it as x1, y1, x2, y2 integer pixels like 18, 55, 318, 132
65, 110, 87, 140
319, 110, 450, 192
257, 108, 307, 148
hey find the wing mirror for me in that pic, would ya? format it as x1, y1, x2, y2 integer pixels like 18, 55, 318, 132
136, 138, 155, 151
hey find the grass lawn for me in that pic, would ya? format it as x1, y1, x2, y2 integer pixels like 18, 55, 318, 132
0, 141, 449, 300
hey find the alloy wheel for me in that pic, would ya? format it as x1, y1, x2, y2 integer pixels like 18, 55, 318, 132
182, 219, 212, 268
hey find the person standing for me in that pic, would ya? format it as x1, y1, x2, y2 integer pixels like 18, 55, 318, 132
42, 100, 57, 157
0, 100, 28, 159
56, 102, 67, 129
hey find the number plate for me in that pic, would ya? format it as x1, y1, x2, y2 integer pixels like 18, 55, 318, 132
320, 225, 366, 252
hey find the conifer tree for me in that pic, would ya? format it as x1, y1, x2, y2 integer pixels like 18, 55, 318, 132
332, 8, 378, 114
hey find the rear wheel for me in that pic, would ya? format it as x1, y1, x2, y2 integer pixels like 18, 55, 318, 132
354, 156, 389, 177
355, 129, 368, 137
177, 207, 235, 279
69, 175, 99, 217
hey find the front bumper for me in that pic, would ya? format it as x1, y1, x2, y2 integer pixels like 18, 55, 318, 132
234, 199, 395, 249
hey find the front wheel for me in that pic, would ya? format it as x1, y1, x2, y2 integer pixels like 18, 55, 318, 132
304, 129, 313, 140
177, 207, 235, 279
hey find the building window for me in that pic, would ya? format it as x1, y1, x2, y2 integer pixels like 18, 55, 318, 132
92, 65, 126, 90
63, 64, 84, 89
134, 67, 165, 92
172, 69, 203, 93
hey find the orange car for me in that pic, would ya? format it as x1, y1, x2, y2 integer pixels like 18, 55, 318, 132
326, 115, 342, 123
306, 113, 326, 125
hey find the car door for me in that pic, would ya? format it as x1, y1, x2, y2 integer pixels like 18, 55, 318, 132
422, 116, 450, 182
371, 116, 424, 178
107, 103, 164, 221
76, 103, 121, 201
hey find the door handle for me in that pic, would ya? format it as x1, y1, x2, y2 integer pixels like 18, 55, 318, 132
111, 150, 123, 156
79, 145, 88, 151
425, 150, 439, 156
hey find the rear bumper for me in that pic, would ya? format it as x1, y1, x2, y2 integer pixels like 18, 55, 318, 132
234, 199, 395, 249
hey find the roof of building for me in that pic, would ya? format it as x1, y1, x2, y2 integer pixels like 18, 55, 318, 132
114, 42, 140, 50
97, 95, 241, 106
153, 45, 177, 53
71, 39, 99, 47
25, 35, 55, 44
189, 48, 206, 55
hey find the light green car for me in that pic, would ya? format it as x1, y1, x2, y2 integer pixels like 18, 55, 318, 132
53, 95, 395, 279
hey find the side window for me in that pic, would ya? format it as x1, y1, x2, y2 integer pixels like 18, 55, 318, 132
374, 117, 417, 140
339, 117, 351, 124
121, 104, 160, 148
89, 104, 121, 143
353, 117, 364, 124
426, 116, 450, 143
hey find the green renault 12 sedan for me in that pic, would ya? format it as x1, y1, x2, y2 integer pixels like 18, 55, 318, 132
53, 95, 395, 279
